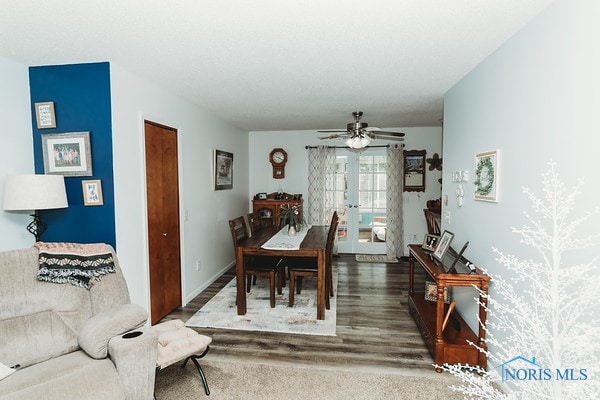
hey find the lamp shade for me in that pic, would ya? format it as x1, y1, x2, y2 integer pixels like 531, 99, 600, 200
3, 174, 68, 211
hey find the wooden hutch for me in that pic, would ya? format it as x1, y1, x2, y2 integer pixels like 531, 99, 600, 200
252, 192, 303, 226
407, 244, 490, 372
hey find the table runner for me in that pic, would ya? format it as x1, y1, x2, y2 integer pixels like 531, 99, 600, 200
261, 225, 312, 250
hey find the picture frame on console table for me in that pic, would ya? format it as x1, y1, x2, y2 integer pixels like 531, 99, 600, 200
41, 132, 93, 176
433, 230, 454, 262
422, 234, 439, 252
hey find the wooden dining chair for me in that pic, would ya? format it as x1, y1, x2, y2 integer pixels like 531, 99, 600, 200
248, 212, 287, 289
246, 212, 262, 237
228, 216, 282, 308
286, 211, 338, 308
424, 209, 441, 236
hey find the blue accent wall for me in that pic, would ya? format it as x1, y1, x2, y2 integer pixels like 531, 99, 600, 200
29, 62, 116, 247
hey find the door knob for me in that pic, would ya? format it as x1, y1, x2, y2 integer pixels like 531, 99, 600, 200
162, 232, 168, 237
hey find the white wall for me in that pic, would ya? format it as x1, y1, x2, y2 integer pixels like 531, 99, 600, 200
110, 64, 249, 310
249, 127, 442, 254
0, 56, 35, 250
443, 0, 599, 355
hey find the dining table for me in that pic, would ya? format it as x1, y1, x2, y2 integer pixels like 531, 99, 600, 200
234, 224, 330, 320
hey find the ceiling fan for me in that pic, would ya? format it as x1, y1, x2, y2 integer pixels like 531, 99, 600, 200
318, 111, 405, 148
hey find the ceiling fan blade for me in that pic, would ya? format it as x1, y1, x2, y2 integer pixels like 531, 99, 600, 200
363, 127, 381, 132
377, 130, 405, 137
374, 134, 404, 141
319, 133, 350, 140
317, 129, 348, 133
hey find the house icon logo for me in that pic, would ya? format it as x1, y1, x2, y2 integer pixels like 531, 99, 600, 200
499, 355, 588, 383
499, 356, 539, 383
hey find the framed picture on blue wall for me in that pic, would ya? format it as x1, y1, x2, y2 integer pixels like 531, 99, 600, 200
34, 102, 57, 129
42, 132, 93, 176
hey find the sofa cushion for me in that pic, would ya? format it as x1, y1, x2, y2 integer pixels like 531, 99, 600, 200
0, 351, 126, 400
0, 362, 15, 381
0, 248, 92, 368
78, 304, 148, 359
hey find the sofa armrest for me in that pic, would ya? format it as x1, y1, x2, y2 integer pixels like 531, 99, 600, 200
79, 303, 148, 359
108, 328, 158, 400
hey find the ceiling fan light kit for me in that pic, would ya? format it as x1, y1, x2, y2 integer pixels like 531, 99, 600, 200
318, 111, 405, 149
345, 135, 371, 149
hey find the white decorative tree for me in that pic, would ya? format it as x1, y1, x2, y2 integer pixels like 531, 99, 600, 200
441, 161, 600, 399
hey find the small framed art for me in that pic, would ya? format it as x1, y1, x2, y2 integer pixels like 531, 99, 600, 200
422, 234, 440, 252
433, 230, 454, 261
424, 281, 451, 303
214, 149, 233, 190
474, 150, 499, 202
42, 132, 93, 176
34, 102, 56, 129
82, 180, 103, 206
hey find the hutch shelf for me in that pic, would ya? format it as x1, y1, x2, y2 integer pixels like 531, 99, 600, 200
252, 192, 303, 227
407, 244, 490, 372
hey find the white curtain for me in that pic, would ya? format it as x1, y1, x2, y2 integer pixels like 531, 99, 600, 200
306, 146, 336, 225
386, 144, 404, 259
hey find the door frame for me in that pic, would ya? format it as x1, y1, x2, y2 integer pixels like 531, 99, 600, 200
141, 116, 187, 315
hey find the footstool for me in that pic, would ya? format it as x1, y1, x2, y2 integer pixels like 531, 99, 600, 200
150, 319, 212, 396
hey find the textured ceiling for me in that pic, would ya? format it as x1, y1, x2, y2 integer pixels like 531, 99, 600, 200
0, 0, 553, 131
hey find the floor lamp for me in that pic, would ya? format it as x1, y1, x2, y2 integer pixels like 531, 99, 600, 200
3, 174, 68, 242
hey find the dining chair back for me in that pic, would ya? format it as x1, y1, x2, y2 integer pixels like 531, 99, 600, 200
287, 211, 338, 308
228, 216, 282, 307
247, 212, 263, 237
424, 209, 441, 236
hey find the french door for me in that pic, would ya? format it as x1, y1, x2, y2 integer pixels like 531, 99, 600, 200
334, 148, 387, 254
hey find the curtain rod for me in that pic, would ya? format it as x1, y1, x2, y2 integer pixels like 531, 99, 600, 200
304, 144, 404, 149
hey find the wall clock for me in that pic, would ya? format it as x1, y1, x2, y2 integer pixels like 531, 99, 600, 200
269, 148, 287, 179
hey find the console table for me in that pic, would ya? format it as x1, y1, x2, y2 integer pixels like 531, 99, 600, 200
407, 244, 490, 372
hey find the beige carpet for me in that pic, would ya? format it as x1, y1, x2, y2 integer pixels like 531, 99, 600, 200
154, 357, 466, 400
355, 254, 399, 263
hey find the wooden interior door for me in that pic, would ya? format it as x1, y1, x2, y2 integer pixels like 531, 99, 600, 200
144, 121, 182, 324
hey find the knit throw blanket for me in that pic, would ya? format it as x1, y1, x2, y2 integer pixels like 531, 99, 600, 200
35, 242, 116, 289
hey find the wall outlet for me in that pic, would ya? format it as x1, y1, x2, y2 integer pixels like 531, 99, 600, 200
412, 233, 418, 240
196, 260, 201, 271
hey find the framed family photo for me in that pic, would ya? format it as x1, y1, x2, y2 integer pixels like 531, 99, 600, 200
213, 149, 233, 190
82, 180, 103, 206
42, 132, 93, 176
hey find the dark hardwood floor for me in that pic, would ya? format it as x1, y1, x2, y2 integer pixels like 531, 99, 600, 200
160, 254, 434, 373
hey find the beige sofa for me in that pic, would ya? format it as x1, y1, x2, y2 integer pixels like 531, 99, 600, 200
0, 245, 158, 400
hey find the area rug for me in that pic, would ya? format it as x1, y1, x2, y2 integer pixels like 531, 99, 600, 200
186, 271, 337, 336
355, 254, 399, 263
154, 358, 466, 400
